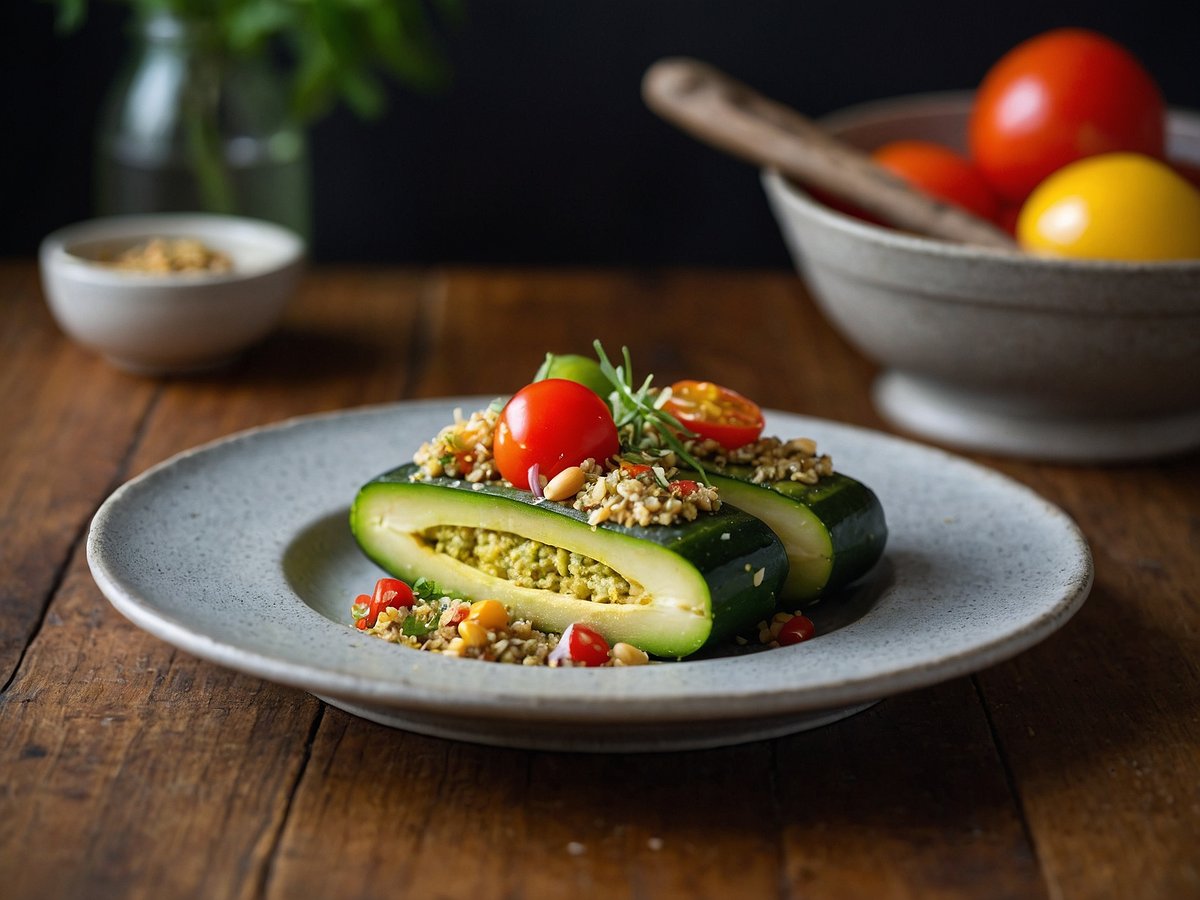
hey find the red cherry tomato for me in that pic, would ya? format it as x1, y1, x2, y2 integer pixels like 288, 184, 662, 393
805, 186, 882, 226
551, 623, 611, 667
777, 615, 816, 646
872, 140, 1000, 222
365, 577, 414, 626
444, 605, 469, 628
493, 379, 619, 490
670, 479, 701, 497
996, 204, 1021, 237
969, 28, 1165, 204
354, 593, 371, 629
663, 380, 765, 450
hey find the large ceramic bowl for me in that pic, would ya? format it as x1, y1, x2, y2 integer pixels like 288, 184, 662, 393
762, 92, 1200, 462
40, 213, 304, 375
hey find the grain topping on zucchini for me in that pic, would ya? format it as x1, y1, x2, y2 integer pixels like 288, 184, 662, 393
570, 458, 720, 527
687, 435, 833, 485
412, 402, 503, 482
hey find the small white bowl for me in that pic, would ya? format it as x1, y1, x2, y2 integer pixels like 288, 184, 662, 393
763, 92, 1200, 463
40, 213, 305, 375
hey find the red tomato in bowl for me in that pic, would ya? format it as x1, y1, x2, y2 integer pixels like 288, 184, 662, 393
872, 140, 1000, 222
663, 380, 764, 450
968, 28, 1165, 204
493, 379, 619, 490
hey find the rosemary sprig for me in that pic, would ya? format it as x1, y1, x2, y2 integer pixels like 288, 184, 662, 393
592, 340, 711, 485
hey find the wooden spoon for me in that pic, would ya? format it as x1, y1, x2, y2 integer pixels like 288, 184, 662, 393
642, 57, 1017, 249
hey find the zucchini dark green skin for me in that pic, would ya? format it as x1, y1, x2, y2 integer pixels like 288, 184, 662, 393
685, 465, 887, 602
350, 464, 788, 659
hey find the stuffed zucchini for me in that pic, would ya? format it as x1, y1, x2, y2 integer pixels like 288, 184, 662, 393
347, 343, 888, 666
351, 464, 788, 659
695, 468, 887, 601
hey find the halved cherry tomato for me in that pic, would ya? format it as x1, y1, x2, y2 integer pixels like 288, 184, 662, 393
969, 28, 1165, 204
365, 577, 414, 626
663, 380, 764, 450
872, 140, 1000, 222
444, 605, 470, 628
494, 379, 619, 490
353, 593, 371, 629
777, 615, 816, 646
550, 623, 611, 667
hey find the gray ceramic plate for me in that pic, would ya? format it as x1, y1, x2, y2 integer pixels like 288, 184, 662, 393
87, 399, 1093, 752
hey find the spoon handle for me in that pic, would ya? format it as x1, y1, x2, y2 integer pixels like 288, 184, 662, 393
642, 57, 1017, 250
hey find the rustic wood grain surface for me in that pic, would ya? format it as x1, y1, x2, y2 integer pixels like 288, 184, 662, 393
1, 261, 1196, 899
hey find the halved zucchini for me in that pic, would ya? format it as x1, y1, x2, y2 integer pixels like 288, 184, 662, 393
693, 467, 887, 601
350, 464, 787, 658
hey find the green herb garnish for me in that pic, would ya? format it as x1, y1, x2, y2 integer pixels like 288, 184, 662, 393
411, 576, 461, 602
401, 614, 439, 638
400, 577, 462, 637
592, 340, 710, 485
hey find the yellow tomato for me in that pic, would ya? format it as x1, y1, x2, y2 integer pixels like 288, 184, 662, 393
1017, 153, 1200, 261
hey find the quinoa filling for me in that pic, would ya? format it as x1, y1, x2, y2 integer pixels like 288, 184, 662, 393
418, 525, 645, 604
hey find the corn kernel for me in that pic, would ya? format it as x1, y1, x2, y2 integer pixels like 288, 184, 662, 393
468, 598, 509, 630
458, 620, 489, 648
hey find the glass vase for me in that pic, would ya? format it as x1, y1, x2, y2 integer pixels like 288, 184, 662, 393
95, 11, 311, 238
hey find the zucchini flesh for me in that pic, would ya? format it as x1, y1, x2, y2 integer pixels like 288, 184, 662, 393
350, 464, 787, 659
697, 467, 887, 601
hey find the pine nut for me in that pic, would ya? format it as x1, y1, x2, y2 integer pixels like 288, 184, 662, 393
544, 466, 586, 501
611, 642, 649, 666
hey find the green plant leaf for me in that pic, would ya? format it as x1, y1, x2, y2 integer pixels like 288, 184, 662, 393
225, 0, 296, 53
48, 0, 460, 121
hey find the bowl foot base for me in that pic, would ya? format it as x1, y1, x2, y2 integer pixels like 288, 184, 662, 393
875, 372, 1200, 462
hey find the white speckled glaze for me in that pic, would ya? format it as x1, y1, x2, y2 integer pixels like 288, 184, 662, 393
87, 400, 1093, 752
763, 93, 1200, 462
39, 213, 304, 375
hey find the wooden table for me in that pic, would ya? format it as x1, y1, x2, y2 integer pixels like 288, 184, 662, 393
2, 262, 1197, 899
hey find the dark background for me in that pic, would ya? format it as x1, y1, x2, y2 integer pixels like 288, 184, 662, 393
6, 1, 1199, 266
